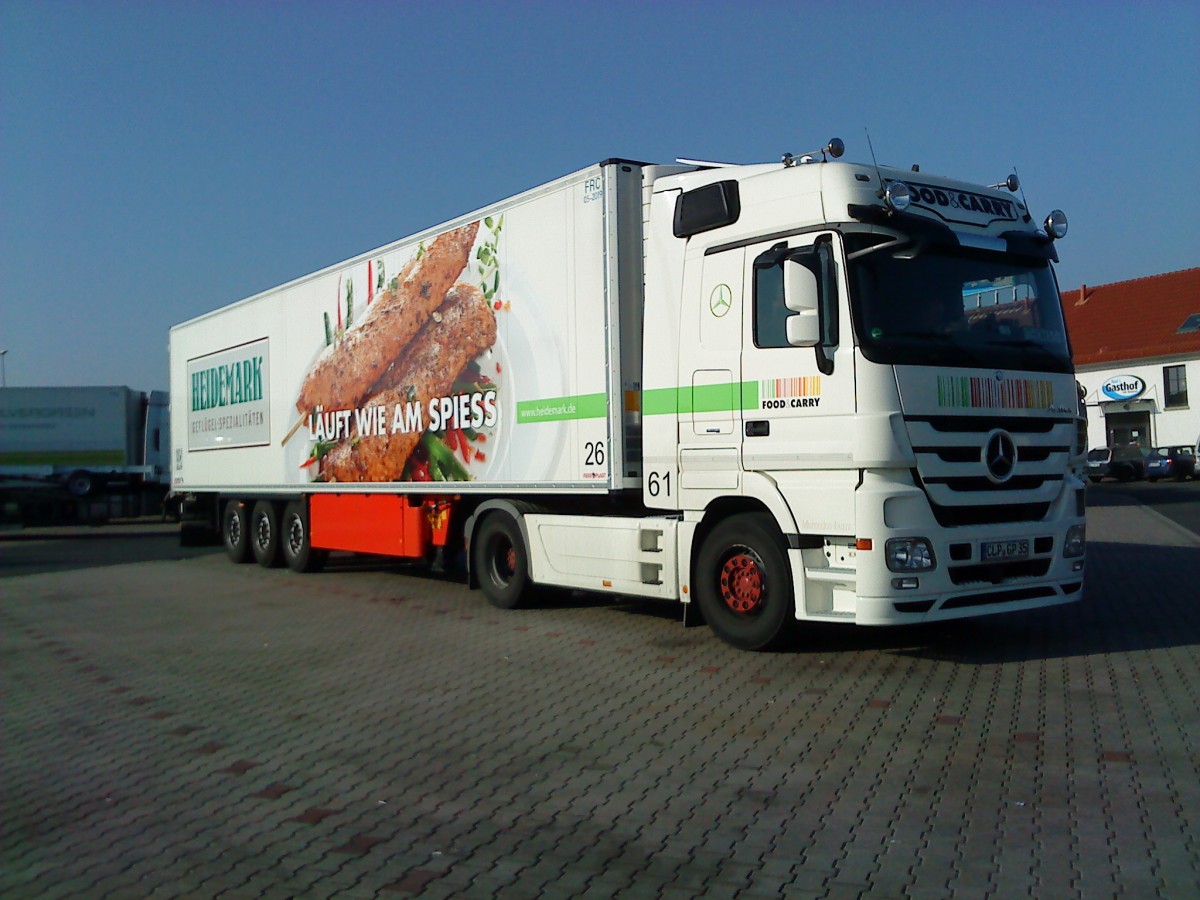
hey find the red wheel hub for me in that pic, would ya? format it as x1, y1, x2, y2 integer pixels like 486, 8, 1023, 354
719, 551, 765, 614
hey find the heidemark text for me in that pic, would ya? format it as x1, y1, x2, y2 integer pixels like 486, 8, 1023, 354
192, 357, 264, 411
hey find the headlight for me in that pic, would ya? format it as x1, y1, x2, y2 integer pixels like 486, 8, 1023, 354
1063, 524, 1086, 558
886, 537, 935, 571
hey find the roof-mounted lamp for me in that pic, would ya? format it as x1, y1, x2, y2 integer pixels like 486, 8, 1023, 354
1044, 210, 1068, 240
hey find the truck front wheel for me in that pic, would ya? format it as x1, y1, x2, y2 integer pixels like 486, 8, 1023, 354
695, 513, 796, 651
281, 500, 327, 573
223, 501, 253, 564
472, 513, 532, 609
251, 500, 283, 568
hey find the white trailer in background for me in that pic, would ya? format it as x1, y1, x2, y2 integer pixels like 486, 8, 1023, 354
0, 386, 170, 520
170, 140, 1086, 649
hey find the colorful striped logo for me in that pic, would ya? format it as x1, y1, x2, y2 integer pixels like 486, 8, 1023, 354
937, 375, 1053, 410
760, 376, 822, 400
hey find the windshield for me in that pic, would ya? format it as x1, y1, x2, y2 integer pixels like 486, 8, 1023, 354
846, 232, 1073, 373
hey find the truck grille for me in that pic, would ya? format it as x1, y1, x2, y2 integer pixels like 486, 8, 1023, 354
948, 559, 1052, 585
906, 414, 1074, 527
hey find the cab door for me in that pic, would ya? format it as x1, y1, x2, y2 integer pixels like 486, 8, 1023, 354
739, 232, 856, 473
677, 247, 745, 501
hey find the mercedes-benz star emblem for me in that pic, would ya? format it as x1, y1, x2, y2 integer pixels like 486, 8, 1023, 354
983, 430, 1017, 483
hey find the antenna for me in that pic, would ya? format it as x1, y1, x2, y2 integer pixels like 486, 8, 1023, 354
865, 128, 885, 194
1013, 166, 1031, 219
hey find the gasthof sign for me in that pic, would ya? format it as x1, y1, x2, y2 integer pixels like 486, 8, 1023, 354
1101, 374, 1146, 401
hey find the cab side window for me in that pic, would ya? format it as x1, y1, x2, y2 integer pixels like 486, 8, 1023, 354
752, 238, 837, 353
753, 249, 789, 349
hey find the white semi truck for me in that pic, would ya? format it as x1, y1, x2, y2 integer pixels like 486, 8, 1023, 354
0, 386, 170, 522
170, 139, 1086, 649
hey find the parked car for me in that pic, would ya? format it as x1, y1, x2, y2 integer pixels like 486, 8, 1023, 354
1144, 446, 1197, 482
1086, 445, 1147, 482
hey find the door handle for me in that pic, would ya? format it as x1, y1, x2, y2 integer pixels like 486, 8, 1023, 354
745, 420, 770, 437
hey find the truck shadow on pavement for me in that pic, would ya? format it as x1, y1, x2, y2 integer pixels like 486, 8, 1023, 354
550, 539, 1200, 666
847, 540, 1199, 665
9, 530, 1195, 668
0, 529, 221, 578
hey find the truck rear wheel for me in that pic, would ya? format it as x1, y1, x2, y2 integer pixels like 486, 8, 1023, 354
251, 500, 283, 568
223, 501, 253, 564
281, 500, 327, 573
472, 512, 532, 609
695, 513, 796, 651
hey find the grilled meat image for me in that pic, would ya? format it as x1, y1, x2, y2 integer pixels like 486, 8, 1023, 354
296, 221, 480, 415
320, 282, 497, 483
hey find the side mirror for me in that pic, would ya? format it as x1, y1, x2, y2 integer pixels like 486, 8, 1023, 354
783, 260, 820, 347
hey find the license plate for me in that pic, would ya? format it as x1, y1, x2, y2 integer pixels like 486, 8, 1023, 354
982, 539, 1030, 561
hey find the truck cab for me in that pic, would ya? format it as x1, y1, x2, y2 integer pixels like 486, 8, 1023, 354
639, 153, 1085, 646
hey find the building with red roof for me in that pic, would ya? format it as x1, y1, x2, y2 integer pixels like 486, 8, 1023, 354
1062, 267, 1200, 452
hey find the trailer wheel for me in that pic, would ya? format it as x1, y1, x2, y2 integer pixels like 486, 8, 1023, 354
472, 512, 532, 609
251, 500, 283, 568
694, 513, 795, 651
223, 501, 253, 564
281, 500, 327, 573
65, 470, 96, 498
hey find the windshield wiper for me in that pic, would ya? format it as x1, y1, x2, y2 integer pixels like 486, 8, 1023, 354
991, 337, 1069, 365
885, 331, 989, 366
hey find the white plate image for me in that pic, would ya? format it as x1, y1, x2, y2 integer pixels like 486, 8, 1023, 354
281, 298, 569, 487
490, 260, 569, 484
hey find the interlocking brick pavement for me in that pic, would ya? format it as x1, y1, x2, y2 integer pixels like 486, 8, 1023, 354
1, 501, 1199, 897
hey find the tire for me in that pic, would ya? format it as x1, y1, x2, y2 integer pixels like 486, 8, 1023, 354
280, 500, 327, 573
694, 512, 796, 651
251, 500, 283, 568
472, 512, 532, 609
223, 501, 253, 564
65, 470, 96, 498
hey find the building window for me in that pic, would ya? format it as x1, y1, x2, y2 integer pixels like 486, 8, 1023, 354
1164, 365, 1188, 408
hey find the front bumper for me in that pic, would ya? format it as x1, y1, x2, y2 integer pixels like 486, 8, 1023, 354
793, 470, 1086, 624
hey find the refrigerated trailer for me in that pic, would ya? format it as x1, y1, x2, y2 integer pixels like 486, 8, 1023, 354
170, 139, 1086, 649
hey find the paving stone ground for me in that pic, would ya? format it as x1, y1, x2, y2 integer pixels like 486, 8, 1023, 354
2, 503, 1199, 898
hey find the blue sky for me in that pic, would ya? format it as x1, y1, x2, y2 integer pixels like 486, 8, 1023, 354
2, 0, 1197, 391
